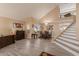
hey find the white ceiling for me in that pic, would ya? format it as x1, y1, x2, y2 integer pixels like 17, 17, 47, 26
59, 3, 76, 13
0, 3, 76, 20
0, 3, 57, 20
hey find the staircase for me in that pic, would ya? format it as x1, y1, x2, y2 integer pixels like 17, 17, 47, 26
55, 22, 79, 56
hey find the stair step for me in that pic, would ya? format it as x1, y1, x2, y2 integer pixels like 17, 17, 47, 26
63, 30, 76, 34
68, 26, 75, 28
56, 39, 79, 52
58, 37, 79, 46
66, 29, 75, 31
66, 30, 75, 32
70, 26, 76, 28
67, 30, 75, 32
67, 27, 75, 29
60, 23, 71, 25
63, 33, 76, 36
61, 35, 76, 40
65, 32, 75, 34
63, 32, 76, 35
64, 30, 75, 33
67, 28, 75, 31
55, 42, 79, 56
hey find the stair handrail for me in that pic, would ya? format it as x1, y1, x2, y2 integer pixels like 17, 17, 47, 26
54, 19, 76, 41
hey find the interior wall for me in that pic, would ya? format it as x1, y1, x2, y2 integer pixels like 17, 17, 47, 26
12, 19, 26, 34
22, 17, 38, 38
23, 17, 38, 30
76, 4, 79, 41
40, 6, 60, 39
0, 17, 26, 36
0, 17, 13, 36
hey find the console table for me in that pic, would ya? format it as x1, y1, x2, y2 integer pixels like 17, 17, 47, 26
0, 35, 15, 49
15, 30, 25, 40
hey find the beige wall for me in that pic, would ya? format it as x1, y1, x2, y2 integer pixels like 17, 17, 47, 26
23, 17, 38, 30
0, 17, 26, 36
22, 17, 38, 38
76, 4, 79, 41
0, 16, 37, 38
0, 17, 12, 36
40, 6, 60, 39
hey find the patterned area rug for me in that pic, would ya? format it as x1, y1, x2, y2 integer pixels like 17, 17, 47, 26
40, 52, 55, 56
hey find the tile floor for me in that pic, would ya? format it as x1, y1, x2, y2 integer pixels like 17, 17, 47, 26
0, 39, 73, 56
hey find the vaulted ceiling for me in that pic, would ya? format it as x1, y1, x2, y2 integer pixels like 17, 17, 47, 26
0, 3, 76, 20
0, 3, 57, 20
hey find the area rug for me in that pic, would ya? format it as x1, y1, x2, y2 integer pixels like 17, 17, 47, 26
40, 52, 55, 56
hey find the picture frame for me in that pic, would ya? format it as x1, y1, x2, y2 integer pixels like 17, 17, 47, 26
13, 23, 23, 28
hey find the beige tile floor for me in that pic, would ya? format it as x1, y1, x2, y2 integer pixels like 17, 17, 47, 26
0, 39, 73, 56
